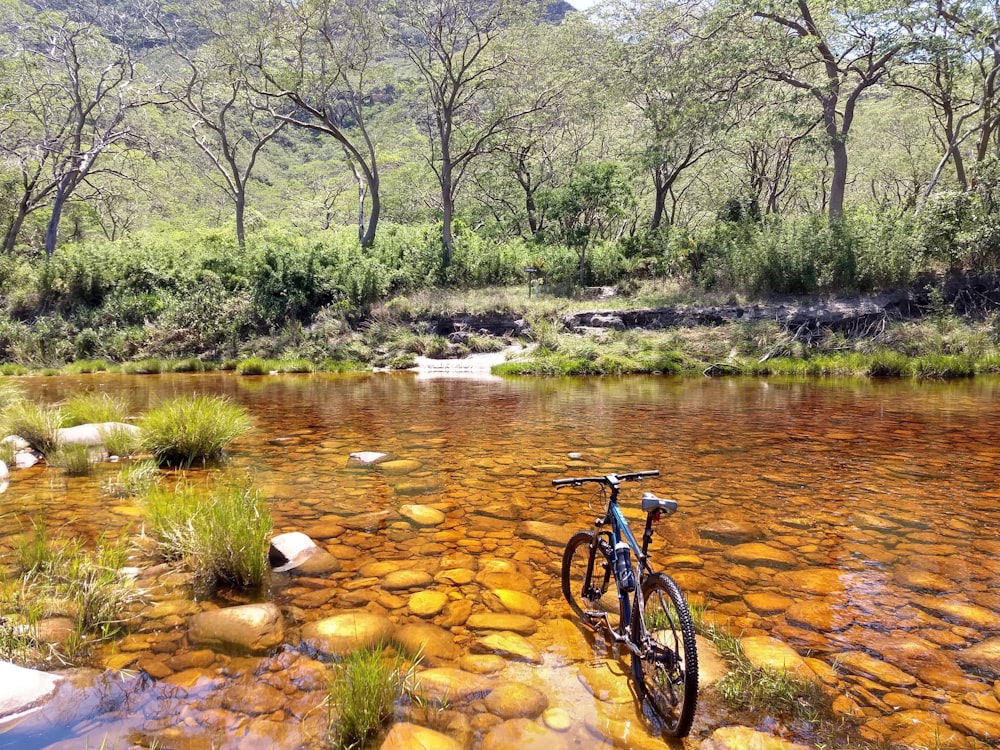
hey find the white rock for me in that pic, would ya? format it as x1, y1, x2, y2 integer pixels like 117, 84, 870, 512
0, 661, 63, 721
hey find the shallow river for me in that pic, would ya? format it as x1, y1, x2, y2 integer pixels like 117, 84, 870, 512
2, 372, 1000, 749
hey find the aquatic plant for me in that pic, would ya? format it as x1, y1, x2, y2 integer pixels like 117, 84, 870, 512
2, 399, 62, 455
102, 459, 159, 498
326, 646, 414, 750
137, 394, 251, 467
122, 359, 165, 375
143, 477, 272, 587
60, 391, 132, 427
2, 525, 141, 665
100, 423, 142, 459
47, 443, 94, 476
236, 357, 272, 375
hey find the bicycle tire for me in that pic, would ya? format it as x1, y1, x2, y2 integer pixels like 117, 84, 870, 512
561, 530, 624, 634
630, 572, 698, 738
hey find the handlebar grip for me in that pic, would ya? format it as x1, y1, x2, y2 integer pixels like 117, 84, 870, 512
552, 476, 587, 486
619, 470, 660, 481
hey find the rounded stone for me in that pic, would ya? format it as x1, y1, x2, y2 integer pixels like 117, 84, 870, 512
483, 589, 542, 618
394, 622, 461, 665
541, 707, 571, 731
380, 722, 462, 750
471, 632, 542, 664
409, 590, 448, 618
188, 603, 285, 654
485, 682, 549, 719
300, 610, 395, 657
481, 718, 568, 750
739, 636, 817, 682
382, 569, 434, 590
400, 504, 446, 526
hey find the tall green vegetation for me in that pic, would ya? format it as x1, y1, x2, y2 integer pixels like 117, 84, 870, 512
143, 477, 272, 588
0, 0, 999, 365
138, 395, 251, 467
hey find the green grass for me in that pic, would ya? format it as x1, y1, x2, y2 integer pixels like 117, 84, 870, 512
47, 443, 94, 475
137, 394, 251, 467
121, 359, 165, 375
236, 357, 274, 375
2, 399, 63, 455
142, 477, 272, 588
100, 424, 142, 458
2, 524, 141, 665
102, 459, 159, 498
60, 391, 132, 427
326, 646, 415, 750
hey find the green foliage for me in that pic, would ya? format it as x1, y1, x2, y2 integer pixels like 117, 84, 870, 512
236, 357, 272, 375
327, 646, 414, 750
142, 477, 272, 588
137, 395, 252, 467
100, 424, 142, 459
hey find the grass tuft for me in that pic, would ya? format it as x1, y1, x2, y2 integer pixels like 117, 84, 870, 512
326, 646, 415, 750
47, 444, 94, 475
102, 459, 159, 498
60, 391, 132, 427
142, 476, 272, 588
2, 400, 62, 455
137, 394, 251, 467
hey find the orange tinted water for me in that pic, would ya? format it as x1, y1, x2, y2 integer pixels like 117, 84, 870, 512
2, 372, 999, 748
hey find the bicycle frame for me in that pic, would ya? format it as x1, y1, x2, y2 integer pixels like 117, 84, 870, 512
586, 477, 660, 656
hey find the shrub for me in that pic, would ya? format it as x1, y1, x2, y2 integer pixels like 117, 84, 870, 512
866, 350, 910, 377
60, 391, 132, 427
3, 400, 62, 454
143, 477, 272, 587
138, 394, 252, 467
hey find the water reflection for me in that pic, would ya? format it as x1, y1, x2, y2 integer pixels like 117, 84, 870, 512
1, 372, 999, 748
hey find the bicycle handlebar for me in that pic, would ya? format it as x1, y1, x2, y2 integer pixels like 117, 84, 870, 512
552, 469, 659, 488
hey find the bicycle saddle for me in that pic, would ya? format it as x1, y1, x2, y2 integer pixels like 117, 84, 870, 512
641, 491, 678, 515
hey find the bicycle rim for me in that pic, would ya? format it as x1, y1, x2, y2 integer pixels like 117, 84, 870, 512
631, 573, 698, 738
561, 530, 623, 633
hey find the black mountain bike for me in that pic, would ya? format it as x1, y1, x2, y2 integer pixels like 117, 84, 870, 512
554, 470, 698, 738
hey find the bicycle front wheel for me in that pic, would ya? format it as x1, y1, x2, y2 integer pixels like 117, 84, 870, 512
631, 572, 698, 738
561, 530, 624, 634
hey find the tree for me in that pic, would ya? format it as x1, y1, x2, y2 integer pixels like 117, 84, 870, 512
386, 0, 553, 268
151, 1, 286, 249
0, 4, 144, 254
540, 161, 633, 285
894, 1, 1000, 200
730, 0, 906, 221
601, 0, 735, 231
248, 0, 387, 247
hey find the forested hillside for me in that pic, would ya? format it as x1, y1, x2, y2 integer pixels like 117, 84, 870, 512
1, 0, 1000, 367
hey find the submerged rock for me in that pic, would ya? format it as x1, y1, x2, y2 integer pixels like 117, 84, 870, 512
300, 610, 395, 657
0, 661, 63, 721
380, 722, 462, 750
700, 726, 812, 750
188, 603, 285, 654
56, 422, 140, 447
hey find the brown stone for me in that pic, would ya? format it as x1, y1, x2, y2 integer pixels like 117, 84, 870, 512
188, 603, 285, 654
466, 613, 537, 635
481, 718, 568, 750
700, 520, 763, 543
836, 651, 916, 688
300, 610, 395, 657
484, 682, 549, 719
739, 636, 816, 681
700, 726, 812, 750
380, 723, 462, 750
725, 542, 798, 569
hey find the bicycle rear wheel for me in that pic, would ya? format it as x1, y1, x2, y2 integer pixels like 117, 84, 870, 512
630, 573, 698, 738
561, 530, 624, 634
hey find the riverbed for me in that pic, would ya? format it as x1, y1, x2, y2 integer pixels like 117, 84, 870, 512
1, 372, 998, 749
